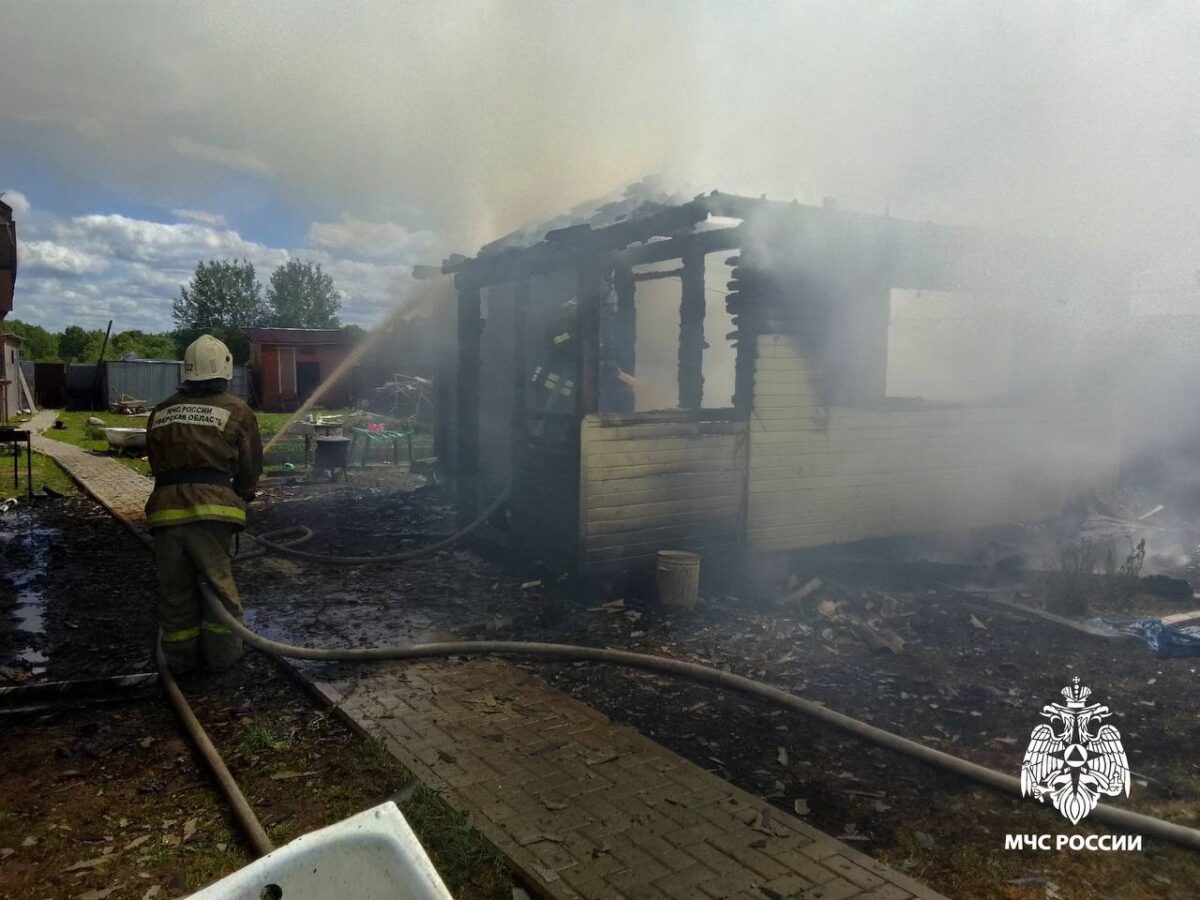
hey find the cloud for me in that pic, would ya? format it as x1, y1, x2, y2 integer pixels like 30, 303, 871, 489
4, 1, 1200, 262
173, 208, 228, 228
12, 0, 1193, 335
8, 196, 429, 331
168, 137, 272, 177
1, 189, 31, 218
307, 214, 438, 261
21, 240, 110, 276
49, 213, 287, 270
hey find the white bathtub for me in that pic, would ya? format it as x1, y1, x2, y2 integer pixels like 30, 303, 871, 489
102, 427, 147, 453
189, 802, 452, 899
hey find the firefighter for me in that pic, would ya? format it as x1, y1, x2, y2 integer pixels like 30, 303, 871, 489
146, 334, 262, 674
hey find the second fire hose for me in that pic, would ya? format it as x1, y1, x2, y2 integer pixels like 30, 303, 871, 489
201, 581, 1200, 853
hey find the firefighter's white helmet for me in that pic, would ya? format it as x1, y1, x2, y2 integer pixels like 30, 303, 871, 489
183, 334, 234, 381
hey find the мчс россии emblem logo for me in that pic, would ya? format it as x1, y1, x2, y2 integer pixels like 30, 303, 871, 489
1021, 677, 1130, 824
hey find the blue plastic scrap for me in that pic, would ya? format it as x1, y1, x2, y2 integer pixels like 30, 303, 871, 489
1088, 617, 1200, 658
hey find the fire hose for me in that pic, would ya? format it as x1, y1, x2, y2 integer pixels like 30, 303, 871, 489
150, 485, 1200, 858
240, 486, 510, 565
155, 637, 274, 856
155, 484, 514, 858
199, 584, 1200, 853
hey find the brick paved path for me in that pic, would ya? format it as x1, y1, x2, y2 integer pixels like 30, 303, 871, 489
31, 411, 945, 900
310, 661, 944, 900
28, 410, 152, 528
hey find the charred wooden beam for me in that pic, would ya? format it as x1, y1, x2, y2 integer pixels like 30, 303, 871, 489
443, 245, 580, 290
575, 256, 609, 416
546, 200, 708, 251
443, 201, 715, 285
727, 253, 757, 418
632, 267, 685, 283
678, 244, 705, 409
613, 263, 636, 413
446, 190, 1118, 296
440, 225, 742, 291
616, 227, 741, 268
511, 278, 529, 456
455, 281, 482, 526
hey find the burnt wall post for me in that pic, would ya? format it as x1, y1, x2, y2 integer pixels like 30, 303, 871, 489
613, 263, 636, 413
575, 256, 609, 417
455, 279, 482, 526
511, 278, 529, 469
679, 243, 705, 409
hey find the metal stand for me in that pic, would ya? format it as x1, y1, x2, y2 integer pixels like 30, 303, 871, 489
0, 428, 33, 499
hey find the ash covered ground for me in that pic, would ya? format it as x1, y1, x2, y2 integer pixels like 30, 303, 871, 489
230, 473, 1200, 900
3, 473, 1198, 898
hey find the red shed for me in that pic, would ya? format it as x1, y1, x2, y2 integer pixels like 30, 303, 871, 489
246, 327, 358, 411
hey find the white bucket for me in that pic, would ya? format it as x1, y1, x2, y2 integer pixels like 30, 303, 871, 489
656, 550, 700, 610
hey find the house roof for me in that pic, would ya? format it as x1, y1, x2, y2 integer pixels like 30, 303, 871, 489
245, 327, 356, 346
441, 187, 1135, 292
476, 178, 685, 258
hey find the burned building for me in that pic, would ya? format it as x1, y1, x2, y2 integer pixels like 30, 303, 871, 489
1, 197, 21, 422
0, 195, 15, 321
436, 192, 1128, 574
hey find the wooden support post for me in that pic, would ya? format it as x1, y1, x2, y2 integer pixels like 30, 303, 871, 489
613, 264, 636, 413
512, 279, 529, 449
510, 279, 529, 509
575, 258, 608, 417
432, 288, 454, 467
679, 244, 706, 409
456, 281, 482, 526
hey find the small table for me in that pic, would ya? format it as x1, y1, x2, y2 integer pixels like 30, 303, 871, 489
0, 428, 33, 499
348, 427, 415, 468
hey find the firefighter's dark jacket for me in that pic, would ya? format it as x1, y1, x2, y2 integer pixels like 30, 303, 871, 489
144, 388, 263, 530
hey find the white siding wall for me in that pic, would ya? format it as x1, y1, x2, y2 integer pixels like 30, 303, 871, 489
580, 415, 747, 570
748, 333, 1119, 552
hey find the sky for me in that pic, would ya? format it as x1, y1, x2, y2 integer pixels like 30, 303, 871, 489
3, 1, 1199, 331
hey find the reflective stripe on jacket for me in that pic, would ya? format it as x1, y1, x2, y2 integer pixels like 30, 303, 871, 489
144, 389, 263, 530
161, 621, 231, 643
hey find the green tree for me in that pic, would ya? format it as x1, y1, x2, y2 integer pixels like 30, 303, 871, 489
110, 330, 178, 360
173, 258, 267, 364
266, 259, 341, 328
58, 324, 93, 361
174, 259, 266, 332
1, 319, 58, 361
173, 325, 251, 365
79, 330, 113, 363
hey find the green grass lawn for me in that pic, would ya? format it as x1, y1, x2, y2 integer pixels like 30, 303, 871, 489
36, 407, 432, 476
0, 448, 78, 498
258, 409, 433, 468
37, 410, 152, 475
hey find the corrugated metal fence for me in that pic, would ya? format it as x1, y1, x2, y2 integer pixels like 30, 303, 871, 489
61, 360, 250, 408
103, 360, 184, 407
230, 365, 249, 401
65, 364, 97, 409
